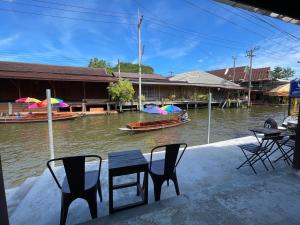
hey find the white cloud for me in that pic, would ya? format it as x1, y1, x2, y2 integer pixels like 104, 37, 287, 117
197, 59, 203, 63
0, 34, 19, 48
144, 38, 199, 61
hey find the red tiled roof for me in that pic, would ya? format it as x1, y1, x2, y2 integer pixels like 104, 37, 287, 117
113, 72, 168, 80
208, 66, 271, 82
0, 61, 117, 82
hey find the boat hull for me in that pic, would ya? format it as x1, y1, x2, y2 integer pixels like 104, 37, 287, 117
0, 113, 81, 124
119, 118, 190, 131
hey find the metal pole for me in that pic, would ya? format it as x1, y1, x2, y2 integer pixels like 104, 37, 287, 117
0, 156, 9, 225
292, 103, 300, 169
246, 48, 257, 107
46, 89, 55, 167
118, 58, 121, 79
207, 91, 212, 144
232, 56, 236, 82
138, 11, 143, 111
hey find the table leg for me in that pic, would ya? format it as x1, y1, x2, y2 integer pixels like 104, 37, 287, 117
109, 174, 113, 214
143, 170, 148, 204
137, 172, 140, 196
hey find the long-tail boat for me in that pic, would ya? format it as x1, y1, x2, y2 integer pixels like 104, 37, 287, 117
119, 118, 190, 131
0, 112, 81, 124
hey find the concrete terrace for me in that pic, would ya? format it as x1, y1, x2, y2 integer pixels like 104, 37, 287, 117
7, 136, 300, 225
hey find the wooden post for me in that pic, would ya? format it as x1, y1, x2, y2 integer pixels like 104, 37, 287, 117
8, 102, 12, 115
17, 81, 21, 98
292, 104, 300, 169
0, 156, 10, 225
83, 82, 86, 100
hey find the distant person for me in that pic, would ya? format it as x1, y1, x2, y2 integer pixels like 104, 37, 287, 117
15, 112, 21, 119
178, 110, 189, 122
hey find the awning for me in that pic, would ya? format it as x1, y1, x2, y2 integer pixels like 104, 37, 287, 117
268, 83, 290, 97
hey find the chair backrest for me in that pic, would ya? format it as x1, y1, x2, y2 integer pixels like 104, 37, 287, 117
47, 155, 101, 194
264, 118, 278, 129
150, 143, 187, 177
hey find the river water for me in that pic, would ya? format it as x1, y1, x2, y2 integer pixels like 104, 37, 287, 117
0, 105, 287, 188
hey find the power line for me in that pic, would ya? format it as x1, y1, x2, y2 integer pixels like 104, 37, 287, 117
237, 7, 300, 42
210, 1, 280, 35
182, 0, 269, 39
1, 0, 136, 21
182, 0, 299, 54
134, 0, 249, 46
27, 0, 134, 16
0, 7, 136, 25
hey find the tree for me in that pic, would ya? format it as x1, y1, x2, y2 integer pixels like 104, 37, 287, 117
88, 58, 113, 74
107, 79, 135, 111
271, 66, 295, 79
112, 62, 154, 74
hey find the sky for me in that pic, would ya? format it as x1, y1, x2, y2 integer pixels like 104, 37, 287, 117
0, 0, 300, 77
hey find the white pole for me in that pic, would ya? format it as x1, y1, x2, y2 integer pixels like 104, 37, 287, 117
207, 91, 212, 144
46, 89, 55, 167
138, 11, 143, 111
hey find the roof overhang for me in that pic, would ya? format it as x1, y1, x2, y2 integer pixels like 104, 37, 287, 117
215, 0, 300, 25
131, 81, 245, 90
0, 71, 117, 83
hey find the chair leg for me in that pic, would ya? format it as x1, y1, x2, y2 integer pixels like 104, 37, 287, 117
171, 174, 180, 196
85, 190, 98, 219
97, 181, 103, 202
60, 194, 73, 225
152, 177, 164, 201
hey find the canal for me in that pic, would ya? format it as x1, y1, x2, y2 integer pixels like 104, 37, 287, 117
0, 105, 287, 188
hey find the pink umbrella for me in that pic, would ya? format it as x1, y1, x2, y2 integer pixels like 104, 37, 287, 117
28, 102, 69, 109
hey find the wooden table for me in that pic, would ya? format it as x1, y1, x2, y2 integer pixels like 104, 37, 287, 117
108, 150, 148, 214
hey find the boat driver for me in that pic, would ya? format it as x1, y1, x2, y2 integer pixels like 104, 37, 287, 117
179, 110, 189, 122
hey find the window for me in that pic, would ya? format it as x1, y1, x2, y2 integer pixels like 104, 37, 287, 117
142, 86, 158, 101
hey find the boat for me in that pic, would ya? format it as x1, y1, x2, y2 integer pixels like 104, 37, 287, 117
0, 112, 81, 124
119, 118, 190, 131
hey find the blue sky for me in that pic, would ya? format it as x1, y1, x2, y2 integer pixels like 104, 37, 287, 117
0, 0, 300, 76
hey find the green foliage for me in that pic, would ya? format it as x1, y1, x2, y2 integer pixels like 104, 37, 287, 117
88, 58, 155, 74
112, 62, 154, 74
190, 93, 208, 101
107, 79, 135, 103
170, 94, 176, 101
139, 95, 146, 102
88, 58, 113, 74
271, 66, 295, 79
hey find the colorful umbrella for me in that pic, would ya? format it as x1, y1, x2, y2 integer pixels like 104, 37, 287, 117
161, 105, 182, 113
144, 106, 168, 115
16, 97, 41, 103
41, 98, 63, 105
28, 102, 69, 109
53, 102, 69, 108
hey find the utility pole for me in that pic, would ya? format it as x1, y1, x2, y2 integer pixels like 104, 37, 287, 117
138, 11, 143, 111
169, 71, 174, 77
118, 58, 121, 79
232, 56, 237, 82
246, 48, 258, 107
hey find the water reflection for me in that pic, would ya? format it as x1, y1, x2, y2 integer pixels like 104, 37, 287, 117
0, 105, 286, 188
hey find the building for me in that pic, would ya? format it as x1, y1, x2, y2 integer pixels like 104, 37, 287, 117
113, 71, 244, 104
0, 61, 117, 112
0, 61, 245, 113
208, 66, 288, 103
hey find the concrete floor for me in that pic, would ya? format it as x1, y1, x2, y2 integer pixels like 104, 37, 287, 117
7, 136, 300, 225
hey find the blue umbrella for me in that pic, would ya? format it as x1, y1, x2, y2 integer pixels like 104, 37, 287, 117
144, 106, 168, 115
161, 105, 182, 113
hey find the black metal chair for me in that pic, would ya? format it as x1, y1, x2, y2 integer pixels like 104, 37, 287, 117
148, 143, 187, 201
47, 155, 102, 225
274, 134, 295, 164
237, 143, 271, 174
